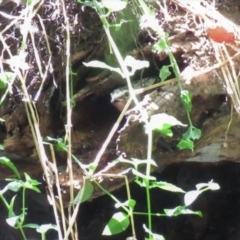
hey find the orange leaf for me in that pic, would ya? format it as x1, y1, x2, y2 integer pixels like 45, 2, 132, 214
207, 26, 235, 43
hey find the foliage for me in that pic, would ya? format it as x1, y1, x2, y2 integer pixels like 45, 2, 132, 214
0, 157, 57, 240
72, 1, 217, 240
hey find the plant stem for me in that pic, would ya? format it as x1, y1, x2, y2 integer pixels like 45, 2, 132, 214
18, 186, 27, 240
19, 227, 27, 240
0, 194, 9, 209
146, 128, 153, 239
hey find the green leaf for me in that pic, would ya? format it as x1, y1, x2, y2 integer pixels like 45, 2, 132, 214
0, 72, 14, 89
147, 113, 187, 134
102, 212, 130, 235
180, 90, 192, 112
127, 199, 136, 209
88, 162, 98, 172
163, 206, 185, 216
0, 157, 20, 178
56, 141, 67, 151
25, 184, 40, 193
132, 169, 156, 181
5, 181, 23, 192
164, 206, 202, 217
83, 57, 149, 79
135, 179, 146, 187
44, 137, 67, 151
184, 190, 201, 206
178, 209, 202, 216
44, 136, 55, 141
36, 224, 58, 233
131, 158, 158, 167
23, 173, 41, 192
26, 0, 40, 5
73, 181, 93, 204
23, 223, 39, 229
152, 36, 169, 53
158, 128, 173, 137
177, 139, 194, 150
150, 181, 186, 193
183, 126, 201, 140
159, 65, 171, 82
115, 199, 136, 210
8, 195, 17, 218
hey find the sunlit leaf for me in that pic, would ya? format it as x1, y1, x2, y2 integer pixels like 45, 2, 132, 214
124, 56, 149, 76
115, 199, 136, 209
208, 181, 220, 190
163, 206, 185, 216
131, 158, 157, 167
184, 190, 200, 206
5, 181, 23, 192
6, 215, 20, 228
147, 113, 187, 134
102, 212, 130, 235
101, 0, 128, 12
150, 181, 185, 193
196, 181, 220, 191
36, 224, 58, 233
132, 169, 156, 181
164, 206, 202, 217
83, 61, 123, 77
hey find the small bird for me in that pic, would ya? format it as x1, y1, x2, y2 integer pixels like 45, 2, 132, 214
111, 86, 130, 111
110, 77, 159, 111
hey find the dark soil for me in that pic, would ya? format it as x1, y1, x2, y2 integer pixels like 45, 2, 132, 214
1, 161, 238, 240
